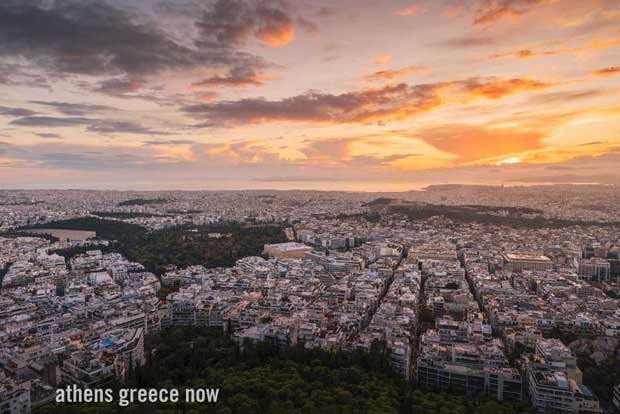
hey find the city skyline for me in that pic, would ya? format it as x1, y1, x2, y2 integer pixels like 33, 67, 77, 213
1, 0, 619, 190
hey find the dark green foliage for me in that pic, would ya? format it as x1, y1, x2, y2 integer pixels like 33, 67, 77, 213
2, 231, 60, 242
578, 356, 620, 405
21, 217, 287, 275
47, 328, 534, 414
0, 262, 11, 290
22, 217, 146, 241
389, 204, 620, 229
363, 198, 398, 207
364, 212, 381, 223
92, 211, 171, 219
543, 327, 594, 345
506, 343, 530, 365
444, 282, 459, 290
123, 224, 287, 275
118, 198, 170, 207
418, 303, 435, 325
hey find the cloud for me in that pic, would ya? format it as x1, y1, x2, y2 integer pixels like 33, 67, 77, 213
593, 66, 620, 76
0, 106, 38, 117
300, 138, 355, 160
489, 39, 620, 61
0, 63, 52, 89
192, 66, 273, 88
10, 116, 169, 135
29, 101, 116, 116
473, 0, 556, 26
395, 5, 425, 16
487, 47, 587, 61
0, 141, 157, 171
142, 140, 196, 146
0, 0, 213, 77
413, 123, 547, 164
296, 16, 319, 36
364, 66, 429, 82
86, 121, 171, 136
195, 0, 305, 48
0, 0, 308, 88
316, 7, 336, 18
459, 78, 551, 99
35, 133, 62, 139
254, 9, 295, 46
526, 89, 606, 104
183, 77, 554, 125
436, 35, 496, 48
91, 78, 143, 96
190, 140, 281, 164
10, 116, 92, 128
373, 55, 392, 64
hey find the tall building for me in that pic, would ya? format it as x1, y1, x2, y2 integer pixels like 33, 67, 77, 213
578, 258, 611, 282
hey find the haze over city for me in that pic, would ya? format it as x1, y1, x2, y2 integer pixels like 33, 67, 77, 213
1, 0, 619, 190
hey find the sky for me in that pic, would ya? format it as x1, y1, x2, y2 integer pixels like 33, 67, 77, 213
0, 0, 619, 191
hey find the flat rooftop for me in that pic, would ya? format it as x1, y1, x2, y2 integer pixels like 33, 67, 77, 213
504, 253, 551, 262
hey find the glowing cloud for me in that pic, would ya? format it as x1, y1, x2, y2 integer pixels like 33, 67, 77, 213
395, 5, 425, 16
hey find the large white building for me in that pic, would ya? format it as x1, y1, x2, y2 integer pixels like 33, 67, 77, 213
263, 242, 313, 259
503, 253, 553, 272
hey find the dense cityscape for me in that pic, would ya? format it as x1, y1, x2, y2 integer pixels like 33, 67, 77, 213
2, 0, 620, 412
1, 185, 619, 413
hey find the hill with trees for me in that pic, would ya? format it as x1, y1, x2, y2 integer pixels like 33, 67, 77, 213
20, 217, 287, 275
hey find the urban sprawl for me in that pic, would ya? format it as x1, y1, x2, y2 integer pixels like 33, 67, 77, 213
1, 185, 620, 413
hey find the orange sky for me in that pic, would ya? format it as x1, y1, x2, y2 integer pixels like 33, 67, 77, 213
0, 0, 618, 190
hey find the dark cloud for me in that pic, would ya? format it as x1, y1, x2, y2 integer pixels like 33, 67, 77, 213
0, 63, 52, 89
0, 106, 38, 117
192, 66, 271, 88
86, 120, 171, 136
35, 133, 62, 139
29, 101, 116, 116
91, 78, 144, 96
10, 116, 169, 135
10, 116, 92, 128
0, 0, 308, 85
195, 0, 301, 48
183, 77, 554, 125
0, 0, 215, 77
